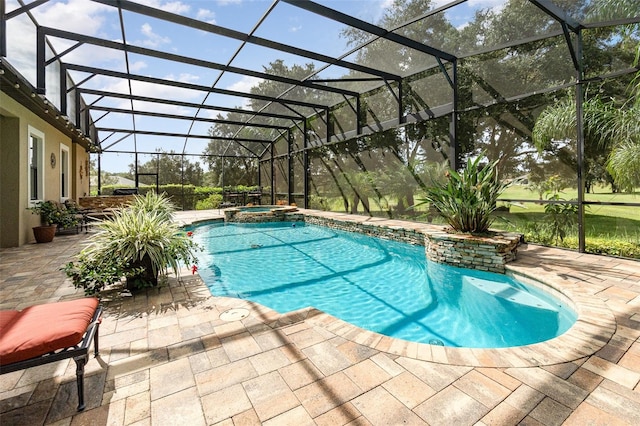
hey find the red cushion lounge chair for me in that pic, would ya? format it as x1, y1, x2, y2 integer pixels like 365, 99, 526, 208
0, 298, 102, 411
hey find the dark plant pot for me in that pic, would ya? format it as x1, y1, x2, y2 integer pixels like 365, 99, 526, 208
125, 254, 158, 291
32, 225, 57, 243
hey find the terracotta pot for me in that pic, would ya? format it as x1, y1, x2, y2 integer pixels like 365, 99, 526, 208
32, 225, 57, 243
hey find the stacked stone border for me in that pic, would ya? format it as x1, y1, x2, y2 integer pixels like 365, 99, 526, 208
280, 212, 523, 274
424, 230, 522, 273
79, 195, 135, 210
224, 206, 303, 223
212, 208, 523, 273
303, 215, 426, 246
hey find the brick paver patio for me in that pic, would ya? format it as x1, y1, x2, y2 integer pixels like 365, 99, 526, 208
1, 210, 639, 425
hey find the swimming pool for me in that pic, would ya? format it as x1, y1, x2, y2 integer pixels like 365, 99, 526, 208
193, 221, 577, 348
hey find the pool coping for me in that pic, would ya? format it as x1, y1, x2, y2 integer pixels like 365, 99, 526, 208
184, 209, 617, 368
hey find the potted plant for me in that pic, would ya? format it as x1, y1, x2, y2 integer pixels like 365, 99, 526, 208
29, 201, 61, 243
29, 201, 80, 242
64, 192, 200, 294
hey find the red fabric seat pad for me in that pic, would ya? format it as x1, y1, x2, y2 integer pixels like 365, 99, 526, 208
0, 298, 99, 365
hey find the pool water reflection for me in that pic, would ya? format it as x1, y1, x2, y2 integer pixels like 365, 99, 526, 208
193, 221, 576, 348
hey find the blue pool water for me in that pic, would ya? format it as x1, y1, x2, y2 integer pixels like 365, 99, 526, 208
236, 206, 279, 212
192, 221, 577, 348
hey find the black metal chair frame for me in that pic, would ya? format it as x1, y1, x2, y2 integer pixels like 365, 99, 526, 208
0, 306, 103, 411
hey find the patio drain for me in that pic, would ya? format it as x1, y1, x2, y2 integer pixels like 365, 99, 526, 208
220, 308, 250, 322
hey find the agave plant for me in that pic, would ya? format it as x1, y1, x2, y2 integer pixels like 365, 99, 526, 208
416, 154, 513, 234
64, 192, 199, 294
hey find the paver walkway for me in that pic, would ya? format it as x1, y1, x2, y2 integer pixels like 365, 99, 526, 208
1, 210, 639, 425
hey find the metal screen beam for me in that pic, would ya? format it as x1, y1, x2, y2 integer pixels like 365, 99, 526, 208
4, 0, 48, 20
283, 0, 456, 62
40, 27, 359, 99
89, 106, 290, 130
94, 128, 273, 144
92, 0, 400, 82
65, 63, 327, 111
78, 88, 301, 123
0, 0, 5, 57
529, 0, 582, 32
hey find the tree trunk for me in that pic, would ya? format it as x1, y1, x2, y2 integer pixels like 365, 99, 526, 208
350, 194, 360, 214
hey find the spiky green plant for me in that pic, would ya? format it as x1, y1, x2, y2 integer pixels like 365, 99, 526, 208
607, 139, 640, 190
64, 199, 199, 295
85, 208, 197, 276
416, 154, 513, 234
129, 191, 176, 222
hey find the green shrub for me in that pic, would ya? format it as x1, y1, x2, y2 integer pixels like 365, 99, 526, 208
522, 230, 640, 259
194, 186, 223, 195
542, 194, 578, 244
196, 193, 223, 210
584, 238, 640, 258
29, 200, 79, 227
63, 252, 128, 295
416, 153, 515, 234
98, 184, 255, 210
308, 195, 329, 210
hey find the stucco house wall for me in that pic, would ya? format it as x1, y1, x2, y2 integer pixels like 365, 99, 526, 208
0, 91, 89, 247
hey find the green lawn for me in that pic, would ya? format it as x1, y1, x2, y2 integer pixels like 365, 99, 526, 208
314, 185, 640, 259
500, 184, 640, 221
492, 211, 640, 239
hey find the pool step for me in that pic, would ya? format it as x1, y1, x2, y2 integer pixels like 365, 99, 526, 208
463, 277, 557, 312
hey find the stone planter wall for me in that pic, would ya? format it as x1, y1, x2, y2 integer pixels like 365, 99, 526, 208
224, 210, 305, 223
303, 216, 426, 246
424, 230, 522, 273
79, 195, 135, 210
303, 214, 522, 273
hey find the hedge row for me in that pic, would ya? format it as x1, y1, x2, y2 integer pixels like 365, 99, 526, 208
98, 185, 261, 210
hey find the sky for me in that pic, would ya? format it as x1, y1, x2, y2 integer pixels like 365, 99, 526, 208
5, 0, 505, 172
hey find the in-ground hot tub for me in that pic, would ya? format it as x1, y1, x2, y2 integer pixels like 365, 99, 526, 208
223, 205, 300, 223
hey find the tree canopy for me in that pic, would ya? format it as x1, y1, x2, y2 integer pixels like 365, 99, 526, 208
129, 151, 204, 186
202, 0, 639, 206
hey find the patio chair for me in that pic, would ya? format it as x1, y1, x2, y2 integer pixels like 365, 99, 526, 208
64, 199, 92, 233
0, 298, 102, 411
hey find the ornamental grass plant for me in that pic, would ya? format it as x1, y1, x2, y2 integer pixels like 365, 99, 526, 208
417, 153, 514, 234
128, 191, 176, 222
64, 192, 199, 295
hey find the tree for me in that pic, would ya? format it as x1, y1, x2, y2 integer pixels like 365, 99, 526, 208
89, 158, 119, 187
202, 141, 260, 187
202, 60, 329, 187
129, 151, 204, 186
532, 81, 640, 192
604, 63, 640, 190
531, 0, 640, 191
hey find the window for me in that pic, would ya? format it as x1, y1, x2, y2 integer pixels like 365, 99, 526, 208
28, 126, 44, 203
60, 144, 70, 200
